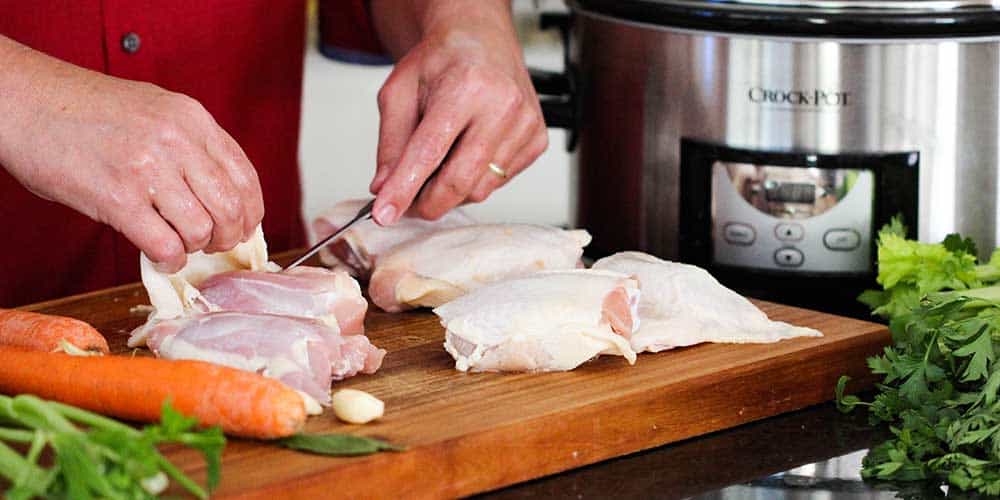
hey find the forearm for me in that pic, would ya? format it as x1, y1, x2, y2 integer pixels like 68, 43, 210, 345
0, 36, 97, 169
369, 0, 514, 59
0, 36, 40, 166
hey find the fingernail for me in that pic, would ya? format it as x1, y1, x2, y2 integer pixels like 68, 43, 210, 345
375, 203, 398, 226
153, 260, 178, 274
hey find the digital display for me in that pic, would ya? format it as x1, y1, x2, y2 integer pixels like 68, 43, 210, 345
714, 162, 869, 220
764, 181, 817, 204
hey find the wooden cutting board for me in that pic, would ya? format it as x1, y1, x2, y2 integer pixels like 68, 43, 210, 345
22, 273, 889, 499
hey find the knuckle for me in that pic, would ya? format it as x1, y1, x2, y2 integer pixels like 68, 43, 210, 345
377, 81, 397, 111
468, 189, 490, 203
208, 232, 239, 252
531, 132, 549, 158
531, 110, 548, 131
217, 198, 242, 224
152, 233, 184, 262
464, 141, 490, 164
188, 217, 213, 246
415, 203, 443, 221
444, 173, 477, 196
451, 64, 487, 95
248, 202, 265, 226
498, 84, 524, 111
154, 122, 186, 147
105, 188, 143, 216
172, 94, 208, 117
413, 132, 453, 166
222, 136, 249, 163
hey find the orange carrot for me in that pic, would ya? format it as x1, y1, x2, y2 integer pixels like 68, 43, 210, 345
0, 308, 109, 354
0, 346, 306, 439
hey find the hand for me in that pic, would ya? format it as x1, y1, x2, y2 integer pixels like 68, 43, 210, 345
0, 38, 264, 272
368, 0, 548, 225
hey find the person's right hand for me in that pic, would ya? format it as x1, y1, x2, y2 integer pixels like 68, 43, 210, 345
0, 38, 263, 273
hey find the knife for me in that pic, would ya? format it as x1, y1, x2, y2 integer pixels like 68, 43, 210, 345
285, 198, 374, 270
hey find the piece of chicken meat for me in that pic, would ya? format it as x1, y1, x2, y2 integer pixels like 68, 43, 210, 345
196, 266, 367, 335
130, 226, 384, 411
312, 198, 475, 277
145, 312, 385, 409
434, 269, 640, 372
370, 224, 592, 312
592, 251, 821, 352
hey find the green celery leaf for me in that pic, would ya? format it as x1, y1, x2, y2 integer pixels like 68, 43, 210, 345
876, 232, 978, 293
944, 233, 979, 259
881, 215, 908, 239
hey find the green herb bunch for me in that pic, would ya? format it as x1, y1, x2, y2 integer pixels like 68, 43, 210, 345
0, 395, 224, 500
839, 218, 1000, 496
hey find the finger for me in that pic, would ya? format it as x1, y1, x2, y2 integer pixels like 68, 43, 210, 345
412, 115, 508, 220
207, 131, 263, 241
149, 174, 214, 253
183, 153, 245, 253
120, 206, 188, 273
372, 68, 420, 195
469, 118, 549, 203
372, 86, 475, 226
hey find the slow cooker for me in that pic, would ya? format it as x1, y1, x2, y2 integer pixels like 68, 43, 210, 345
533, 0, 1000, 314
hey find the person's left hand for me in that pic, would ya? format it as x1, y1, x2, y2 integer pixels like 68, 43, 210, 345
368, 3, 547, 225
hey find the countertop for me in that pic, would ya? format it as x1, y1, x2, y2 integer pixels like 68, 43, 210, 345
481, 401, 911, 499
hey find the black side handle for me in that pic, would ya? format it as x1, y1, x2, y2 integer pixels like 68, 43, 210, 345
528, 12, 577, 151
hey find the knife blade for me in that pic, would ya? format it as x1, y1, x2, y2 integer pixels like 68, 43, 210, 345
285, 198, 374, 270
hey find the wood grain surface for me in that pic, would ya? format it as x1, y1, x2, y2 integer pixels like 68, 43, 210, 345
19, 255, 890, 499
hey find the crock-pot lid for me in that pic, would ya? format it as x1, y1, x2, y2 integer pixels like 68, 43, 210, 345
572, 0, 1000, 38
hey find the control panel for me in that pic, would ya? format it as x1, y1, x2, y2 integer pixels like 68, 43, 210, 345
711, 162, 874, 273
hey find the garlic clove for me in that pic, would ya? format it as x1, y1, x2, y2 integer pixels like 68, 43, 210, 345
331, 389, 385, 424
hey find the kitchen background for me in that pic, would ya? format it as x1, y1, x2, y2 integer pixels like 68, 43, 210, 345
298, 0, 571, 239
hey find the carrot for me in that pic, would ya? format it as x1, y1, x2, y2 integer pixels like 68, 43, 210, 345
0, 346, 306, 439
0, 308, 109, 354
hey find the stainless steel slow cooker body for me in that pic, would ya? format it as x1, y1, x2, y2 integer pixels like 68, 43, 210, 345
560, 0, 1000, 280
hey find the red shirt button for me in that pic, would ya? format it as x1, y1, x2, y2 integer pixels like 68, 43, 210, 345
120, 32, 141, 54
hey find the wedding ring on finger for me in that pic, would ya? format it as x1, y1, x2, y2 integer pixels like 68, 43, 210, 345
488, 162, 507, 179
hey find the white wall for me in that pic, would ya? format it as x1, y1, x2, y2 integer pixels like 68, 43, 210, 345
298, 1, 571, 238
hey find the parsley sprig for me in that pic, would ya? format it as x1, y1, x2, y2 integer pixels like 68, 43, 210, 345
0, 395, 224, 499
840, 219, 1000, 496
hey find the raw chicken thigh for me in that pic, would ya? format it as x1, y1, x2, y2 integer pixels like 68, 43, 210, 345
197, 267, 367, 335
370, 224, 592, 312
130, 226, 385, 410
592, 251, 821, 352
434, 269, 640, 372
136, 225, 274, 324
144, 312, 384, 408
312, 198, 475, 277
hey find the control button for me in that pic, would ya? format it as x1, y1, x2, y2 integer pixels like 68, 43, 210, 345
121, 32, 141, 54
823, 229, 861, 251
723, 223, 756, 245
774, 223, 804, 241
774, 247, 804, 267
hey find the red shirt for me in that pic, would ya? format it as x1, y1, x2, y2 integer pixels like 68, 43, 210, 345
0, 1, 382, 306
